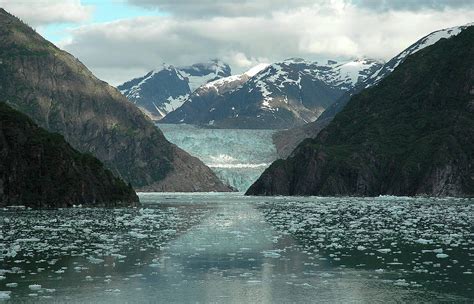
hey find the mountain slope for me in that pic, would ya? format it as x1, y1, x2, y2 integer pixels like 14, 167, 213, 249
163, 58, 382, 129
247, 26, 474, 197
0, 102, 138, 208
365, 22, 474, 88
273, 23, 474, 158
118, 60, 231, 120
161, 63, 269, 125
0, 9, 232, 192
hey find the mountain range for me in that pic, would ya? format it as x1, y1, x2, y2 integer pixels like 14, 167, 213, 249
118, 60, 231, 120
120, 24, 472, 133
247, 25, 474, 197
161, 58, 383, 129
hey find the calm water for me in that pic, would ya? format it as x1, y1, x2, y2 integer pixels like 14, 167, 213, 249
0, 193, 473, 303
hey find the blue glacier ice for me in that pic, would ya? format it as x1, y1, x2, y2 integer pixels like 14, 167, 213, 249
157, 124, 278, 191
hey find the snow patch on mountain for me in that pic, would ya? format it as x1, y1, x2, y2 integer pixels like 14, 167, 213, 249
179, 60, 231, 91
367, 23, 474, 87
303, 59, 382, 90
204, 75, 243, 92
335, 60, 380, 86
249, 58, 383, 111
118, 60, 231, 120
163, 94, 190, 114
179, 70, 220, 92
202, 63, 271, 95
124, 64, 173, 100
245, 63, 271, 77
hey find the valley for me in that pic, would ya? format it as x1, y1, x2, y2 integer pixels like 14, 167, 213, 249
0, 3, 472, 303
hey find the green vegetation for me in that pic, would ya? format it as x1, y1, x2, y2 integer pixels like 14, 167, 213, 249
0, 101, 138, 208
248, 27, 474, 197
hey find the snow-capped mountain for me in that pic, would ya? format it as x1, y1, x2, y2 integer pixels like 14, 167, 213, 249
317, 22, 474, 124
117, 60, 231, 120
162, 58, 383, 129
366, 22, 474, 88
201, 63, 270, 95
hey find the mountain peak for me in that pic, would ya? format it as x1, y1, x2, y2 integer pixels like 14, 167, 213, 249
118, 60, 232, 120
244, 63, 271, 77
366, 23, 473, 87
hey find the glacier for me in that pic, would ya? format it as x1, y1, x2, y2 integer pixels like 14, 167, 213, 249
158, 124, 277, 191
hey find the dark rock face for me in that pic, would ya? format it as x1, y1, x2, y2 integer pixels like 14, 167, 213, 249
138, 147, 237, 192
118, 60, 231, 120
0, 102, 139, 208
0, 9, 232, 192
272, 117, 332, 159
273, 23, 473, 158
118, 68, 190, 120
247, 26, 474, 197
163, 58, 383, 129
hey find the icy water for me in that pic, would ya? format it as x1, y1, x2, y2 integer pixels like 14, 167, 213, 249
158, 124, 277, 191
0, 194, 473, 303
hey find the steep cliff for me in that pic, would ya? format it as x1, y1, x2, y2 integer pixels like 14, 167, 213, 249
247, 26, 474, 197
0, 102, 138, 208
0, 9, 232, 192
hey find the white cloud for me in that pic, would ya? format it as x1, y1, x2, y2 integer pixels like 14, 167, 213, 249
128, 0, 474, 16
0, 0, 93, 26
356, 0, 474, 11
127, 0, 318, 17
222, 52, 270, 71
57, 1, 474, 85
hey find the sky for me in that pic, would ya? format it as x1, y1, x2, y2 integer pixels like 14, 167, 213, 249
1, 0, 473, 86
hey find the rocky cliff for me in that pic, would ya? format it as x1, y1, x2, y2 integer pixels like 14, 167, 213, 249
0, 9, 232, 192
247, 26, 474, 197
0, 102, 138, 208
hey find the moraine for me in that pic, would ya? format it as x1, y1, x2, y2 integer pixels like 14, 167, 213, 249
0, 194, 472, 302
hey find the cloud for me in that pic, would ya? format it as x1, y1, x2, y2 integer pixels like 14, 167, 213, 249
0, 0, 93, 26
356, 0, 474, 12
128, 0, 474, 17
127, 0, 317, 17
55, 1, 474, 86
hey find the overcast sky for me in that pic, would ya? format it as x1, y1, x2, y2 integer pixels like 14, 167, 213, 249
2, 0, 473, 86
